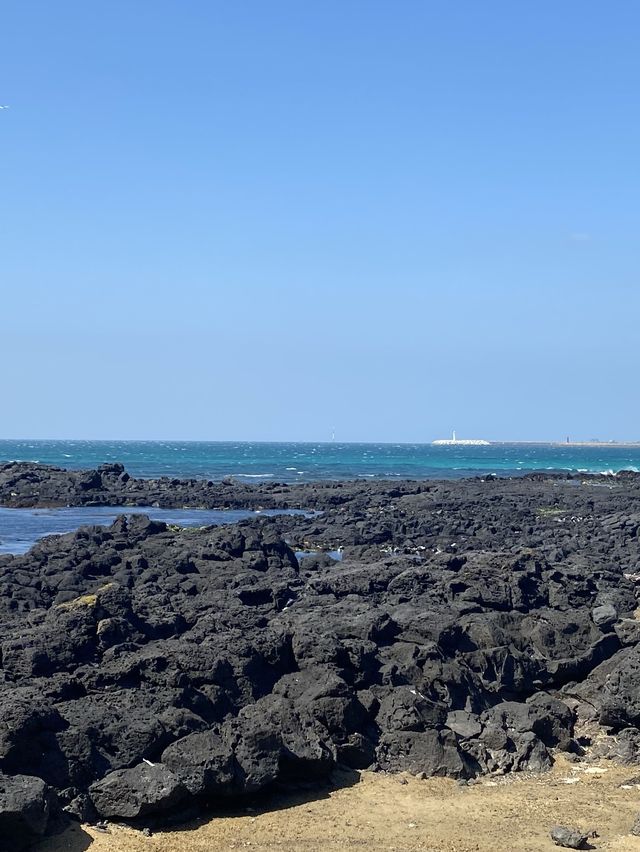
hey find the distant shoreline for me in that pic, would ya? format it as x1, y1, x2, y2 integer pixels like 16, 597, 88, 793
431, 440, 640, 448
2, 438, 640, 448
492, 441, 640, 448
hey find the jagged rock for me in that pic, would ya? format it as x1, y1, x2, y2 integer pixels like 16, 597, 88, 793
376, 730, 476, 778
590, 728, 640, 764
550, 825, 589, 848
229, 695, 335, 789
0, 463, 638, 834
376, 687, 447, 732
161, 731, 235, 796
0, 773, 52, 851
89, 763, 187, 819
615, 618, 640, 647
599, 645, 640, 729
445, 710, 482, 739
592, 603, 617, 629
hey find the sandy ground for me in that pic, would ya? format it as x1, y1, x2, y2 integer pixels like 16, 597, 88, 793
36, 758, 640, 852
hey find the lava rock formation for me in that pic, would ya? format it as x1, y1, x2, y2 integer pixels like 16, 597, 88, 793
1, 463, 640, 847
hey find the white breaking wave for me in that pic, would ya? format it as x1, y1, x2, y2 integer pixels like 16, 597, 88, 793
235, 473, 275, 478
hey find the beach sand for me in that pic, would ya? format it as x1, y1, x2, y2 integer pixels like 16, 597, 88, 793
37, 757, 640, 852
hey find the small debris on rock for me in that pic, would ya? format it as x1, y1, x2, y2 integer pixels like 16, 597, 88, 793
631, 813, 640, 836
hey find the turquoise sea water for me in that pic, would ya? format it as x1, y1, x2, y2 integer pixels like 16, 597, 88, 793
1, 440, 639, 482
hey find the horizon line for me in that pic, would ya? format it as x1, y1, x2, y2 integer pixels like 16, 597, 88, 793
1, 437, 640, 447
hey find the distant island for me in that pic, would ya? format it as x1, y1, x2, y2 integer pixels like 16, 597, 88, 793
512, 440, 640, 448
432, 431, 490, 446
432, 432, 640, 448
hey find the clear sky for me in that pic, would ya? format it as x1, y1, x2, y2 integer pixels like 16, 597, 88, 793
1, 1, 638, 442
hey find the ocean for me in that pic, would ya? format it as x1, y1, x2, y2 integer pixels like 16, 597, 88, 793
0, 505, 312, 555
1, 439, 639, 481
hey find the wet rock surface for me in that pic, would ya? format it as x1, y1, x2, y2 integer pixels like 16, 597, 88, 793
0, 463, 640, 845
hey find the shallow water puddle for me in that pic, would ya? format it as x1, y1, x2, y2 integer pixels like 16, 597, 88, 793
0, 505, 309, 555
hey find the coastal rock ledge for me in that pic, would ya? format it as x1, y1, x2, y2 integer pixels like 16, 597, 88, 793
1, 462, 640, 847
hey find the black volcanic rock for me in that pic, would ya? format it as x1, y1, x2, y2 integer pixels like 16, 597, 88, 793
0, 464, 639, 834
89, 763, 187, 819
550, 825, 589, 849
0, 773, 53, 851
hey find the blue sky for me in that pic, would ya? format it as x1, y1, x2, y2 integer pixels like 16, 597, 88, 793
1, 1, 638, 442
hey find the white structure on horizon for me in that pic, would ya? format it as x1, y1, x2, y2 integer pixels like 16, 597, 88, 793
432, 430, 490, 446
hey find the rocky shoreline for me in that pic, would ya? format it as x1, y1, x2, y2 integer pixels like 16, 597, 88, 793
1, 462, 640, 849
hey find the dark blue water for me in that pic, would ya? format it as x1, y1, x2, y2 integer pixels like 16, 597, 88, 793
1, 440, 639, 481
0, 505, 310, 555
